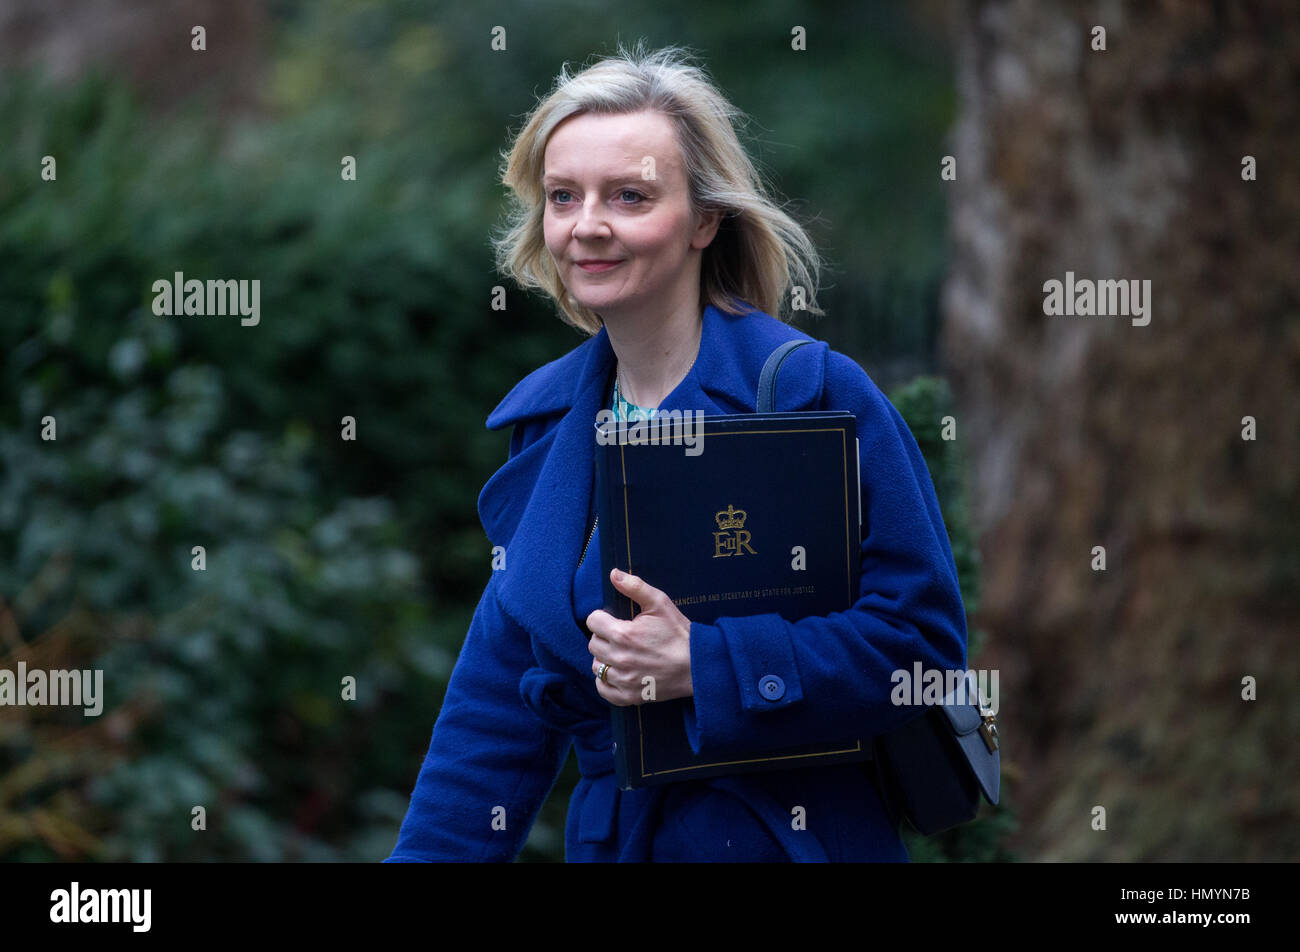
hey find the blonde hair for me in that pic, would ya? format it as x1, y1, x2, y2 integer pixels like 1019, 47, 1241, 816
491, 40, 824, 335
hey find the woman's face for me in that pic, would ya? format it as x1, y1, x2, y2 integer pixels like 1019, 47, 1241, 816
542, 109, 719, 320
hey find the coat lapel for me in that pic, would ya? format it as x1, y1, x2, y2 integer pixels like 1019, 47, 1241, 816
490, 303, 821, 676
492, 327, 618, 674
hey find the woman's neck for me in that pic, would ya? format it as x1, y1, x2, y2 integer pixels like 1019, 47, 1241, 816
604, 300, 704, 410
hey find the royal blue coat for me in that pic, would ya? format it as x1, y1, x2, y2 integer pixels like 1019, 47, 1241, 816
385, 302, 968, 862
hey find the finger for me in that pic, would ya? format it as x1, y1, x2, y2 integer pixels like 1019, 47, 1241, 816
585, 609, 614, 641
594, 676, 633, 707
587, 623, 616, 656
587, 608, 632, 636
610, 568, 664, 612
588, 612, 633, 649
594, 676, 616, 704
593, 665, 627, 701
592, 636, 629, 670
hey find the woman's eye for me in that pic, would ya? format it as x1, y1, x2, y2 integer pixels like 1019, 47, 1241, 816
547, 188, 643, 206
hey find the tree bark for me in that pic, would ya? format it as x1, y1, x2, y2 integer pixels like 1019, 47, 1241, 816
0, 0, 266, 117
942, 0, 1300, 860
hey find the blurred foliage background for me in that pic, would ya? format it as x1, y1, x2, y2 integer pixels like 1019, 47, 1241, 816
0, 0, 1013, 861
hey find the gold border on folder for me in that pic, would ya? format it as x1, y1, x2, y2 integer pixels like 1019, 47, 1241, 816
618, 423, 863, 781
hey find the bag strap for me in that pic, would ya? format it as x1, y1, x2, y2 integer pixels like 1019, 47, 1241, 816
755, 338, 813, 413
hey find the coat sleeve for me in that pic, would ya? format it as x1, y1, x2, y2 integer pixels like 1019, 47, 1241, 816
681, 348, 968, 755
384, 571, 571, 861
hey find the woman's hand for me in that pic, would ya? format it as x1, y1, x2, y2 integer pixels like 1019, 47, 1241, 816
586, 568, 693, 707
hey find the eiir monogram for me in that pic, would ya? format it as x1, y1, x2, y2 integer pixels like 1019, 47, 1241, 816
712, 504, 756, 558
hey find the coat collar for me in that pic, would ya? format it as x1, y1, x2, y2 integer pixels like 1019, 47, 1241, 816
482, 302, 825, 676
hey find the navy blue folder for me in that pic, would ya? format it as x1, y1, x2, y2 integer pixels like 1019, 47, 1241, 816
592, 410, 869, 789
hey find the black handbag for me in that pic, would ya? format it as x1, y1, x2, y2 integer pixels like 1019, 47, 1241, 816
757, 338, 1001, 835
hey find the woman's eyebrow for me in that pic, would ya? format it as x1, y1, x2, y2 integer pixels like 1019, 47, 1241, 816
542, 171, 654, 186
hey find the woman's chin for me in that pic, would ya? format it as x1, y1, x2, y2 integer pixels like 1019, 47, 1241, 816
572, 293, 626, 315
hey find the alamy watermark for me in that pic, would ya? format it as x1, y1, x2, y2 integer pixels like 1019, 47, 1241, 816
0, 663, 103, 716
1043, 271, 1151, 327
595, 408, 706, 456
890, 663, 998, 715
151, 272, 260, 326
50, 882, 150, 932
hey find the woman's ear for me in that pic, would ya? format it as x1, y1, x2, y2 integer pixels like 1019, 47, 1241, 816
691, 206, 724, 250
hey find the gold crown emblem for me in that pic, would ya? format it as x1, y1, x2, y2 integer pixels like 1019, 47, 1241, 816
715, 504, 747, 530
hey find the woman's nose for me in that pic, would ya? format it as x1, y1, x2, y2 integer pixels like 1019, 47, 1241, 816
572, 199, 611, 239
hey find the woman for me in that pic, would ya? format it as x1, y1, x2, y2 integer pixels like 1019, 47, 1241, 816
385, 42, 967, 862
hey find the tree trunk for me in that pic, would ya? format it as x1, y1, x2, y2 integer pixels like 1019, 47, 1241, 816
942, 0, 1300, 860
0, 0, 266, 116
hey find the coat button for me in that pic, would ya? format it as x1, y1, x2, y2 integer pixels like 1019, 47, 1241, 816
759, 675, 785, 701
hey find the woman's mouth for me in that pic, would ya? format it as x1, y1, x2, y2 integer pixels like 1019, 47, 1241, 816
576, 260, 624, 272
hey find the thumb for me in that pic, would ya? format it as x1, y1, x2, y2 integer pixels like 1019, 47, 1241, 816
611, 568, 653, 608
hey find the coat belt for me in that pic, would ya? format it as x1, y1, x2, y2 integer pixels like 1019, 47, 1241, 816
519, 666, 621, 844
519, 666, 834, 859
